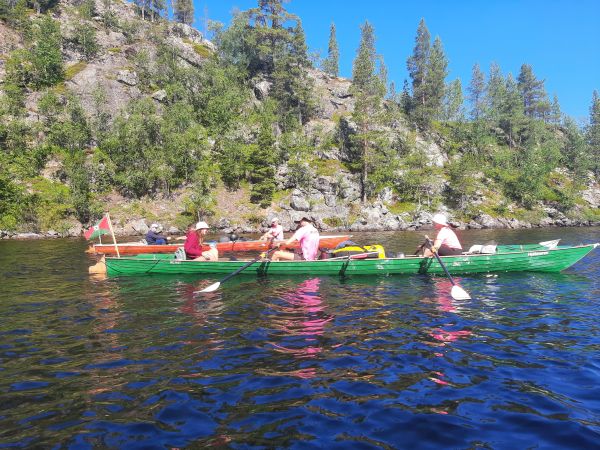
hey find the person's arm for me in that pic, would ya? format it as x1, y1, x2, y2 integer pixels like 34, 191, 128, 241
277, 229, 300, 248
431, 229, 446, 253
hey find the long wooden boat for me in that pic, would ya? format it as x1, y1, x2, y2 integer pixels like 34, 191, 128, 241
100, 243, 598, 278
93, 235, 352, 256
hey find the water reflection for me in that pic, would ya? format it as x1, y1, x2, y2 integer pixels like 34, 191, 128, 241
1, 229, 600, 448
266, 278, 332, 378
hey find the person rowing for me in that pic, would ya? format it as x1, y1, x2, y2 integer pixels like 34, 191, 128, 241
146, 223, 168, 245
259, 217, 284, 241
184, 221, 218, 261
271, 217, 320, 261
422, 213, 463, 257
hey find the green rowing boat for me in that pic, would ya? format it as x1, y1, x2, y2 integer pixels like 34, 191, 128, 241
100, 243, 598, 277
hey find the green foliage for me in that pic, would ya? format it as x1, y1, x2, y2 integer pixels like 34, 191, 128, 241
0, 0, 29, 29
350, 21, 387, 202
5, 15, 63, 89
217, 140, 252, 190
70, 23, 99, 61
64, 61, 88, 80
28, 177, 73, 231
322, 22, 339, 77
249, 117, 276, 208
191, 42, 212, 58
174, 0, 194, 25
0, 173, 28, 230
406, 19, 448, 126
76, 0, 96, 19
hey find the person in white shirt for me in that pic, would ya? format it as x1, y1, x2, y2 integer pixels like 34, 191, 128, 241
259, 217, 284, 241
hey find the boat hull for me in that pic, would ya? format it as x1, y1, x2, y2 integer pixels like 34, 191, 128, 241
93, 235, 352, 255
103, 244, 598, 277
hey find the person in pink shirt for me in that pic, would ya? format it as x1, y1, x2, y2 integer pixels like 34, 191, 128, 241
259, 217, 284, 241
271, 217, 320, 261
423, 213, 463, 257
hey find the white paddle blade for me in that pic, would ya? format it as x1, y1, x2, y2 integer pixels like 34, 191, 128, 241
195, 282, 221, 294
451, 285, 471, 300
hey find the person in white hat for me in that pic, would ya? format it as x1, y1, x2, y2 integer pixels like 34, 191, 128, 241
145, 223, 168, 245
259, 217, 284, 241
423, 213, 463, 257
184, 221, 218, 261
271, 217, 320, 261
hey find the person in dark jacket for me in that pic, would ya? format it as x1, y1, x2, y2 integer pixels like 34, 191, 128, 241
146, 223, 168, 245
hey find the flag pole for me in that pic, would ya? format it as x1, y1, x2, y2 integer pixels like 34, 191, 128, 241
106, 212, 120, 258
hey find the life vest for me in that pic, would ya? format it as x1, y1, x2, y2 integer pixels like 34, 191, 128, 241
321, 244, 386, 259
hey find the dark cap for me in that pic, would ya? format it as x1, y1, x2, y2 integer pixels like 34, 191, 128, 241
294, 216, 312, 224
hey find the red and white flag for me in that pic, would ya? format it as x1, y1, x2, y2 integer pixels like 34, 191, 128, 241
84, 215, 111, 240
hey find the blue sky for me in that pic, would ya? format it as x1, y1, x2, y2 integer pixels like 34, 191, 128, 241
191, 0, 599, 121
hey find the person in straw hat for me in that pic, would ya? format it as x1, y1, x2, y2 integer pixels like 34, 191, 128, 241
184, 221, 218, 261
259, 217, 284, 241
423, 213, 463, 257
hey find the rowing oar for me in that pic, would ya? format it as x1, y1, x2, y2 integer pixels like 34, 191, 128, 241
195, 247, 277, 294
424, 236, 471, 300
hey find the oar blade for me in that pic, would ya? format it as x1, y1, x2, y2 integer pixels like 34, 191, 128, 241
195, 282, 221, 294
451, 285, 471, 300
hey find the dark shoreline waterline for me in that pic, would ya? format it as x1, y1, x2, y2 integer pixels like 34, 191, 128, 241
3, 220, 600, 241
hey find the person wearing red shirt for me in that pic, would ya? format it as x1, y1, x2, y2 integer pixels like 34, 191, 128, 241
184, 221, 218, 261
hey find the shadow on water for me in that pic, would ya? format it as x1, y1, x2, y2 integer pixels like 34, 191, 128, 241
1, 229, 600, 448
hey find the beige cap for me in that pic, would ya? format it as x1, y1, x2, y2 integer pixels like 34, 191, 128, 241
195, 221, 210, 230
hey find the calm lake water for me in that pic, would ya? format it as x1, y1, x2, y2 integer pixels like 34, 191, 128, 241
1, 227, 599, 449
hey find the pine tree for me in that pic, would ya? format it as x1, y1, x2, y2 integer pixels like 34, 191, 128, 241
588, 90, 600, 175
517, 64, 549, 119
174, 0, 193, 25
468, 63, 485, 120
322, 22, 339, 77
407, 18, 430, 125
350, 21, 386, 203
150, 0, 165, 21
426, 36, 448, 122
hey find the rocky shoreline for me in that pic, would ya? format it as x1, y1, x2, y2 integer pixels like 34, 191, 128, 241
2, 211, 599, 241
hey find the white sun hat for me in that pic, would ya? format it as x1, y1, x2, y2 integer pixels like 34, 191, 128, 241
432, 213, 448, 226
195, 221, 210, 230
271, 217, 279, 223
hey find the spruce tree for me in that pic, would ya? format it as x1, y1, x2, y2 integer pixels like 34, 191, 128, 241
350, 21, 385, 203
443, 79, 465, 122
407, 18, 430, 125
174, 0, 193, 25
484, 62, 506, 122
322, 22, 339, 77
468, 63, 485, 120
549, 94, 562, 126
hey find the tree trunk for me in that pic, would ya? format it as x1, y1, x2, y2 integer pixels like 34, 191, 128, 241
361, 136, 368, 203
